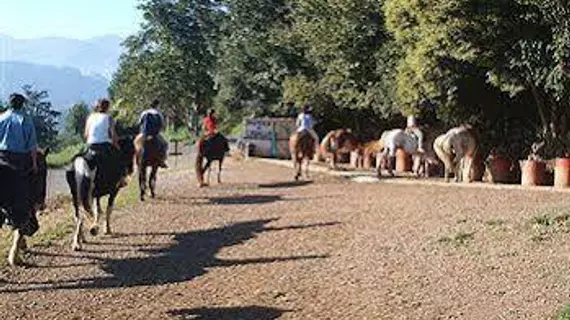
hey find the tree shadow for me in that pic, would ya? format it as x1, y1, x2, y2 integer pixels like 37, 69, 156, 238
167, 305, 292, 320
258, 181, 313, 189
2, 219, 336, 293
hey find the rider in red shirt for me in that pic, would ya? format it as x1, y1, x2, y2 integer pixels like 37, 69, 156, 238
203, 109, 217, 136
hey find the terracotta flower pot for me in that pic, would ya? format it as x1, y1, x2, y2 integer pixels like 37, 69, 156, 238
486, 156, 514, 184
520, 159, 546, 186
461, 153, 484, 182
554, 158, 570, 188
395, 148, 411, 172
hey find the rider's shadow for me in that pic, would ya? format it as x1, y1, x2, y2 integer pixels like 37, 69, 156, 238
3, 219, 338, 292
166, 306, 293, 320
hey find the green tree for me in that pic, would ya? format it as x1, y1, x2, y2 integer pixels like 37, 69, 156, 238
110, 0, 223, 127
278, 0, 401, 137
65, 102, 90, 136
22, 85, 61, 148
213, 0, 313, 132
486, 0, 570, 156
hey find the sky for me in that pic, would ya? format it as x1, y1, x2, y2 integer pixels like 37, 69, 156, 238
0, 0, 144, 39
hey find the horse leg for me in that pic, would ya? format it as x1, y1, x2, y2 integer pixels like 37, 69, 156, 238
139, 163, 147, 202
305, 157, 311, 179
18, 234, 28, 251
72, 201, 84, 251
103, 192, 117, 235
89, 197, 102, 237
203, 160, 213, 186
217, 159, 223, 184
149, 166, 158, 198
8, 229, 21, 266
294, 157, 301, 181
329, 153, 336, 170
386, 156, 395, 177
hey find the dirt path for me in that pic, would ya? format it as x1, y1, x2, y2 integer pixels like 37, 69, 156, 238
2, 156, 570, 319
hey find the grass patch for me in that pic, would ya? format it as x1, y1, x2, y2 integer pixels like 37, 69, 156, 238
485, 219, 506, 227
47, 143, 85, 168
31, 219, 75, 248
532, 215, 552, 227
557, 303, 570, 320
438, 231, 475, 247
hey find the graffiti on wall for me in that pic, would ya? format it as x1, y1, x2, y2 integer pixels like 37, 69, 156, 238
244, 118, 295, 141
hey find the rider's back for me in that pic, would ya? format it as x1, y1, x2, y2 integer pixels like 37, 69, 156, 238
86, 113, 111, 145
0, 109, 36, 154
296, 112, 313, 132
140, 109, 164, 136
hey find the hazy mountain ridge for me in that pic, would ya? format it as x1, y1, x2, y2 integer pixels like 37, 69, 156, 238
0, 34, 124, 79
0, 61, 109, 110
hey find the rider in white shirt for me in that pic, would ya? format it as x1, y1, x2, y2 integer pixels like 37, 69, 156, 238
296, 104, 319, 152
84, 99, 125, 188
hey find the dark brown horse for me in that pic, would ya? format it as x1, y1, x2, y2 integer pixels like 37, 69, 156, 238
135, 134, 162, 201
320, 129, 360, 169
195, 133, 230, 187
289, 130, 316, 180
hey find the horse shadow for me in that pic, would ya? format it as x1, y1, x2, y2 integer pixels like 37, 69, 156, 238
2, 219, 337, 293
167, 306, 293, 320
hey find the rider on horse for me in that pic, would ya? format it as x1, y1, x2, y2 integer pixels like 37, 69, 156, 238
404, 115, 425, 153
296, 104, 319, 153
84, 99, 125, 189
200, 108, 219, 154
0, 93, 39, 235
136, 99, 168, 168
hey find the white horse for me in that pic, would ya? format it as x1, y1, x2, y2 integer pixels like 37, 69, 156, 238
433, 125, 478, 182
376, 128, 425, 177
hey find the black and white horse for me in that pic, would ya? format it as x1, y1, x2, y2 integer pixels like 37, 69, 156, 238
0, 149, 49, 266
66, 137, 135, 251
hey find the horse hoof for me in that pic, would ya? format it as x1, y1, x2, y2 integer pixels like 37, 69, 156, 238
72, 244, 82, 252
89, 226, 99, 237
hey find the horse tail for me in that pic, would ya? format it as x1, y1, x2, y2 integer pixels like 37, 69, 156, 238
195, 141, 204, 183
433, 135, 453, 170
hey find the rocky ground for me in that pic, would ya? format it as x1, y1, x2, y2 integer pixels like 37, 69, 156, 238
1, 155, 570, 319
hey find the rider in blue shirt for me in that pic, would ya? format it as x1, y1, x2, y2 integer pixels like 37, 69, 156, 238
0, 93, 38, 171
0, 93, 39, 235
136, 99, 168, 168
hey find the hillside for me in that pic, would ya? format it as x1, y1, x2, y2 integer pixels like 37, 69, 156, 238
0, 61, 109, 110
0, 34, 123, 79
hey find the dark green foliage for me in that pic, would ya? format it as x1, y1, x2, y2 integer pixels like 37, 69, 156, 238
22, 85, 61, 149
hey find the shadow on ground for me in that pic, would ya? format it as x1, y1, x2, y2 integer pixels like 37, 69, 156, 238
167, 305, 292, 320
149, 194, 286, 206
258, 181, 313, 189
2, 219, 338, 293
208, 195, 283, 205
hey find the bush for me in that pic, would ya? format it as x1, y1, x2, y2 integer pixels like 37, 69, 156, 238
164, 126, 191, 143
46, 143, 86, 168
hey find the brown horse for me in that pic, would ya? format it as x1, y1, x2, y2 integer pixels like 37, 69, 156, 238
195, 133, 230, 187
134, 134, 162, 201
320, 129, 360, 169
289, 130, 316, 181
433, 125, 479, 182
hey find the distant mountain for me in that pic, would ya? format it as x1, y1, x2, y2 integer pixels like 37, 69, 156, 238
0, 34, 124, 79
0, 61, 109, 111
